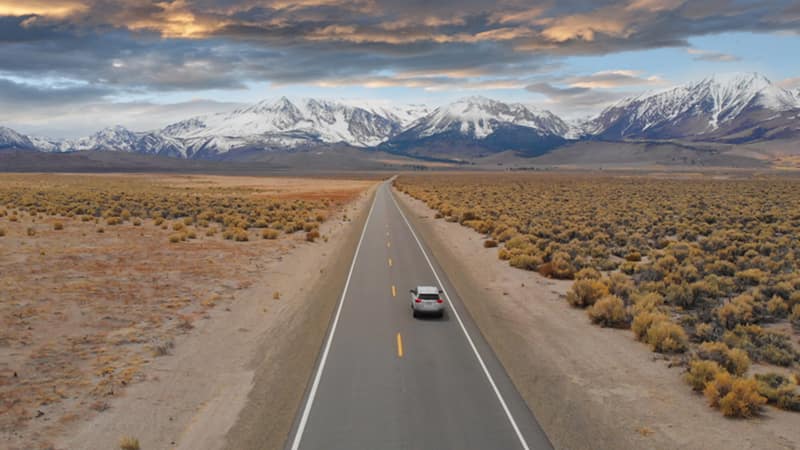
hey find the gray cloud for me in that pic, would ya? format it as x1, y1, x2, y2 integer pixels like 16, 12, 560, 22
687, 48, 740, 62
526, 81, 631, 116
0, 0, 797, 133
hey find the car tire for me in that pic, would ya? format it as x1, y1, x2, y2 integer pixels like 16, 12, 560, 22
438, 311, 444, 318
413, 310, 419, 318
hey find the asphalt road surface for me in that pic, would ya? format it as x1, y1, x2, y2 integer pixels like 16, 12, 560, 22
285, 181, 553, 450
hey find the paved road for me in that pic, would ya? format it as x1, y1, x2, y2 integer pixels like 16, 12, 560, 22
285, 181, 552, 450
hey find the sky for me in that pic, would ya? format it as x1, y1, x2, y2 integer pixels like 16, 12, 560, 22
0, 0, 799, 138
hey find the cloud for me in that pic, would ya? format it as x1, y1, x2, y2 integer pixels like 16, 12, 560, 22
564, 70, 665, 88
0, 0, 797, 133
778, 76, 800, 89
686, 47, 740, 62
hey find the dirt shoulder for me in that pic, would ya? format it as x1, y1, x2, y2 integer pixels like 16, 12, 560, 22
53, 185, 377, 450
393, 187, 800, 450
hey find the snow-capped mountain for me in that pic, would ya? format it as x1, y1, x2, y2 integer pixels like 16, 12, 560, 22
4, 74, 800, 164
345, 101, 431, 128
0, 126, 36, 150
585, 72, 800, 140
57, 126, 187, 158
383, 96, 569, 157
162, 97, 402, 156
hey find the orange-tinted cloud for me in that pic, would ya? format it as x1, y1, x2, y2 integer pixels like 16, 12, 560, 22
0, 0, 87, 18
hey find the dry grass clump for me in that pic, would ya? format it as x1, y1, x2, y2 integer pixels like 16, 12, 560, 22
119, 436, 141, 450
396, 173, 800, 418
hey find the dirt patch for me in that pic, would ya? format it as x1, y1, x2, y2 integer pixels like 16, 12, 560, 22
394, 187, 800, 450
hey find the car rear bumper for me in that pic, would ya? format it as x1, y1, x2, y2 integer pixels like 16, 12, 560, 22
413, 302, 444, 313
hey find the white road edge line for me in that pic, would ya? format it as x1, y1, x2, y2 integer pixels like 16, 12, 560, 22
289, 185, 379, 450
389, 187, 532, 450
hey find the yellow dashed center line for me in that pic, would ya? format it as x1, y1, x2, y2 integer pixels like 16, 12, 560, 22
387, 241, 391, 248
391, 285, 396, 297
396, 333, 404, 358
388, 258, 393, 267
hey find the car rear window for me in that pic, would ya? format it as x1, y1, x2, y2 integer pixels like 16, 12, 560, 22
419, 293, 439, 300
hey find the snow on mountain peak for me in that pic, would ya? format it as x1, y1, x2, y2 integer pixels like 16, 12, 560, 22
419, 96, 567, 139
587, 72, 799, 139
0, 126, 35, 149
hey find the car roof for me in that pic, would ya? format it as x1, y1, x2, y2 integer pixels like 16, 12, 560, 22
416, 286, 439, 294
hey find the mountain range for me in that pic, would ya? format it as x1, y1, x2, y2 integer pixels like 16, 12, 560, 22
2, 72, 799, 163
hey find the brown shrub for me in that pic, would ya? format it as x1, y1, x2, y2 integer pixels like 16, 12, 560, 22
510, 254, 542, 271
53, 221, 64, 230
646, 320, 688, 353
755, 373, 800, 412
767, 295, 788, 317
791, 304, 800, 324
262, 228, 280, 239
483, 239, 498, 248
717, 294, 755, 329
587, 295, 629, 328
604, 272, 635, 300
549, 251, 575, 279
119, 436, 140, 450
704, 372, 766, 418
574, 267, 601, 280
629, 292, 664, 316
696, 341, 750, 376
306, 230, 321, 242
566, 279, 609, 308
632, 310, 668, 341
685, 359, 723, 392
0, 227, 5, 237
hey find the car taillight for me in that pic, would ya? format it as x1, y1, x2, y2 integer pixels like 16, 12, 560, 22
415, 298, 422, 303
437, 298, 443, 303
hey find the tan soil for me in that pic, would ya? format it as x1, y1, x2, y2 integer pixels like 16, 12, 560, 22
394, 187, 800, 450
0, 173, 376, 450
55, 185, 376, 450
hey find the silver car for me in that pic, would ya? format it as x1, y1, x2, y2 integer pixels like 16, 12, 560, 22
409, 286, 445, 318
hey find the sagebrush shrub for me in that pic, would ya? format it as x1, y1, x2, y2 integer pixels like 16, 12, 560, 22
685, 360, 723, 391
566, 279, 609, 308
587, 295, 629, 328
755, 373, 800, 412
646, 320, 688, 353
632, 310, 668, 341
510, 254, 542, 271
696, 341, 750, 376
704, 372, 766, 418
262, 228, 280, 240
717, 294, 755, 329
574, 267, 601, 280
